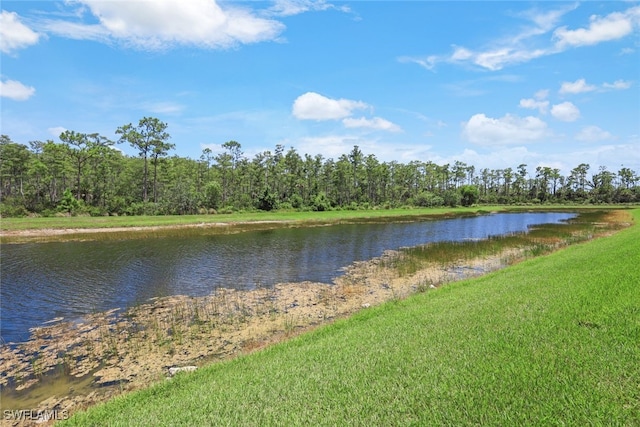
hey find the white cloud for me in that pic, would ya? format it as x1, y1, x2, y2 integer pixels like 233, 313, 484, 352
575, 125, 614, 142
48, 126, 68, 138
474, 47, 548, 71
292, 92, 369, 121
342, 116, 402, 132
559, 78, 596, 94
551, 102, 580, 122
0, 11, 41, 53
603, 79, 633, 90
462, 113, 549, 146
268, 0, 350, 17
403, 5, 640, 71
401, 5, 574, 71
554, 6, 640, 48
0, 79, 36, 101
397, 55, 438, 71
143, 101, 185, 115
534, 89, 549, 100
291, 135, 430, 162
519, 98, 549, 114
294, 135, 363, 158
41, 0, 285, 50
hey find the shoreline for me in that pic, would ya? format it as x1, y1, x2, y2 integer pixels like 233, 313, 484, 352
0, 220, 289, 238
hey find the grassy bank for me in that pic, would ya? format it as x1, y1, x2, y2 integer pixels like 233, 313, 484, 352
62, 209, 640, 426
1, 205, 624, 232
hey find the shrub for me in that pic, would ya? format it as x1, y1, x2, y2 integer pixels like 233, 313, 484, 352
312, 192, 331, 212
459, 185, 479, 207
0, 198, 29, 217
257, 189, 278, 211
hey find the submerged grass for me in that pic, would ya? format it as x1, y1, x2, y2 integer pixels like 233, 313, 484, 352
386, 210, 618, 277
62, 209, 640, 426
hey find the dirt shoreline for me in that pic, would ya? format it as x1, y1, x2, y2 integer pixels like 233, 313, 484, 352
0, 220, 290, 238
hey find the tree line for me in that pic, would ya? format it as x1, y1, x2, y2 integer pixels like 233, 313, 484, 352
1, 117, 638, 217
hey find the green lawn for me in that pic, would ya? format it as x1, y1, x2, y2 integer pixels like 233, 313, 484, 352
62, 209, 640, 426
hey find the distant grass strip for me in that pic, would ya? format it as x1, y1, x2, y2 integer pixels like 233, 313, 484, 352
0, 205, 622, 232
63, 210, 639, 426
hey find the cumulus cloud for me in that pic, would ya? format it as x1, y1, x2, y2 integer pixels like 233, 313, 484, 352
292, 92, 369, 121
551, 102, 580, 122
575, 125, 614, 142
0, 11, 41, 53
559, 78, 596, 94
462, 113, 549, 145
554, 6, 640, 48
0, 78, 36, 101
41, 0, 285, 50
519, 89, 551, 114
519, 98, 549, 114
342, 116, 402, 132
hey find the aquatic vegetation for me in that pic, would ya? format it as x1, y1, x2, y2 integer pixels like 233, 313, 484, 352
387, 209, 620, 277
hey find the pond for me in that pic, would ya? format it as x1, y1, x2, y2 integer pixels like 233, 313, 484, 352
1, 212, 575, 344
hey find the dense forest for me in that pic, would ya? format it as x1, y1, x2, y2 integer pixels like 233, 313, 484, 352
1, 117, 639, 217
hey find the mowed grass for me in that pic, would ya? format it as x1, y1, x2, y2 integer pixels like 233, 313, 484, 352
62, 210, 640, 426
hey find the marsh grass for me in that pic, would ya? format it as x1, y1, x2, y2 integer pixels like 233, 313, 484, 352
388, 210, 614, 277
61, 209, 640, 426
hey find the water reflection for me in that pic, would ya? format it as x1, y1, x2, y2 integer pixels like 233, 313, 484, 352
1, 212, 574, 343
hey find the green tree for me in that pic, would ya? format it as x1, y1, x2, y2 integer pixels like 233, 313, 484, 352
459, 185, 479, 207
116, 117, 170, 203
59, 130, 112, 201
151, 139, 175, 203
0, 136, 31, 202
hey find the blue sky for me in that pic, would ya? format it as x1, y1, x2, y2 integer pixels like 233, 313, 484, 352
1, 1, 639, 175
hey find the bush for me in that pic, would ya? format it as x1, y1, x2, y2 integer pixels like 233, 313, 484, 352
203, 181, 222, 209
312, 192, 331, 212
443, 190, 461, 207
413, 191, 444, 208
459, 185, 479, 207
289, 194, 304, 209
257, 189, 278, 211
0, 198, 29, 217
124, 202, 161, 216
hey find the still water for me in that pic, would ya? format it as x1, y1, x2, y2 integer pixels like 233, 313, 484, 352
1, 212, 574, 343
